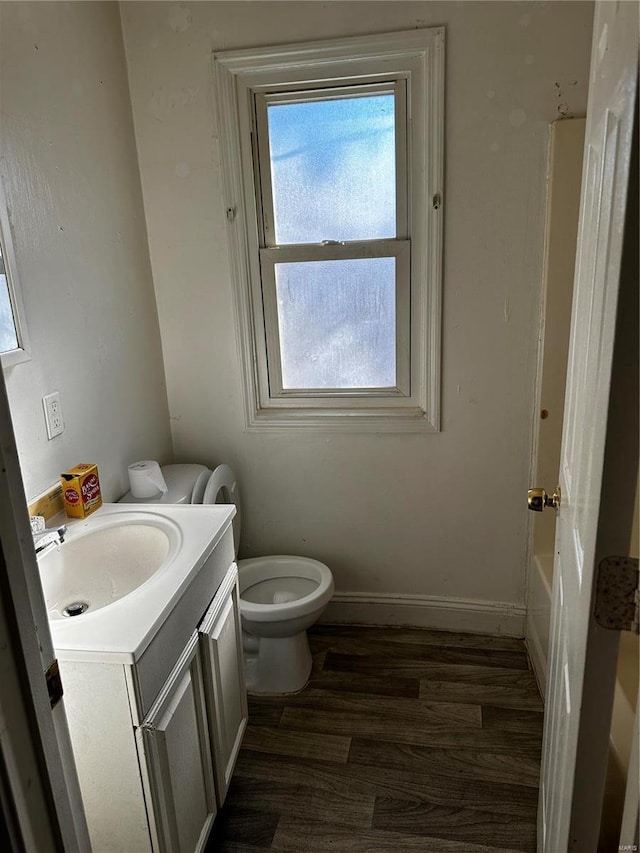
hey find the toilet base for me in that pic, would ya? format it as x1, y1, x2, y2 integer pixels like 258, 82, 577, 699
243, 631, 312, 694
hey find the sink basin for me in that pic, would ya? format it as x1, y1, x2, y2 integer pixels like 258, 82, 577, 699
39, 503, 236, 664
39, 514, 179, 620
40, 513, 181, 619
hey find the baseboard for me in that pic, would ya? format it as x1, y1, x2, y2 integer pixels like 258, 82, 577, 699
320, 592, 526, 637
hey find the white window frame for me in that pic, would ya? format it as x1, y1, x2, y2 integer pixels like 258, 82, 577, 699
213, 28, 444, 432
0, 182, 31, 368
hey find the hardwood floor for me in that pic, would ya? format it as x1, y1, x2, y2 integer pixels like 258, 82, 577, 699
207, 625, 543, 853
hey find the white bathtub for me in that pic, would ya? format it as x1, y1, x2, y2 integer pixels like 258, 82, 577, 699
526, 553, 553, 695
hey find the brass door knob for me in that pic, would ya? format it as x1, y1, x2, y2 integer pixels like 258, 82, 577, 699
528, 487, 561, 512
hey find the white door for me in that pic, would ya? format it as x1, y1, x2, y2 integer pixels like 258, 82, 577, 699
539, 2, 638, 851
199, 564, 248, 805
137, 632, 217, 853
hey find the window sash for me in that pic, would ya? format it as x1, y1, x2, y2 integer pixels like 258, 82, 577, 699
254, 79, 408, 249
258, 239, 410, 402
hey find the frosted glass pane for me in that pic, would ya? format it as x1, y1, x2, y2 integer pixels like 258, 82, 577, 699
275, 258, 396, 389
0, 247, 18, 353
267, 94, 395, 244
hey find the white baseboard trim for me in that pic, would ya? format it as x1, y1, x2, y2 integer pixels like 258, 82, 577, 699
320, 592, 526, 637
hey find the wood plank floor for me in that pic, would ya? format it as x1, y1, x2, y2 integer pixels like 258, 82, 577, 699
206, 625, 543, 853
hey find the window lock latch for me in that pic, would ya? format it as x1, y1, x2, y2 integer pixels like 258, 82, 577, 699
321, 239, 344, 246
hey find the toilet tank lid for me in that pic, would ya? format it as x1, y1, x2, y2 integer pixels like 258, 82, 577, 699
163, 464, 211, 502
120, 463, 210, 504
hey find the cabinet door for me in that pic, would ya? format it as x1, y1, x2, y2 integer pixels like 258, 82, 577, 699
137, 631, 216, 853
199, 564, 248, 804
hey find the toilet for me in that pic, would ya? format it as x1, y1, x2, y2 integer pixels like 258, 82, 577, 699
203, 464, 334, 694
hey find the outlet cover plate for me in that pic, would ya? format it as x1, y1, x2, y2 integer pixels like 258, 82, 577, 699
43, 392, 64, 440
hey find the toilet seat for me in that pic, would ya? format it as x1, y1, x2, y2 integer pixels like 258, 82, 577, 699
202, 464, 241, 557
238, 555, 334, 622
191, 468, 211, 504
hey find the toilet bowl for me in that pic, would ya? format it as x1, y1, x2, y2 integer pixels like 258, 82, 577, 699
203, 465, 334, 694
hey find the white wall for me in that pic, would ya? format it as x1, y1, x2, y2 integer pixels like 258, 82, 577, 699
0, 2, 172, 502
121, 1, 593, 613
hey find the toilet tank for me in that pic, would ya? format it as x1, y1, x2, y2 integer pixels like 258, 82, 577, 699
120, 464, 211, 505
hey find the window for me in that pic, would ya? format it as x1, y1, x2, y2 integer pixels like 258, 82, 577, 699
0, 183, 30, 367
0, 243, 18, 352
214, 29, 443, 430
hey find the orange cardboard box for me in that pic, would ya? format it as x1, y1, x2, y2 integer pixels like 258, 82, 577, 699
61, 463, 102, 518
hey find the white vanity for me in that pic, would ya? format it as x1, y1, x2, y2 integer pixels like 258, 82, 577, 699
39, 503, 247, 853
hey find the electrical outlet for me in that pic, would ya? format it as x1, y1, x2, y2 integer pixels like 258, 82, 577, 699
43, 392, 65, 440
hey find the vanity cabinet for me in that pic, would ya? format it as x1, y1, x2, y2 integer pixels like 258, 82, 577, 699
59, 558, 247, 853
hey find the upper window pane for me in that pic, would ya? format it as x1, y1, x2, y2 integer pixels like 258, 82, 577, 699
0, 245, 18, 353
267, 93, 396, 245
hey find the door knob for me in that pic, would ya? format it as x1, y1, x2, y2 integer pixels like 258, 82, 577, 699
528, 486, 561, 512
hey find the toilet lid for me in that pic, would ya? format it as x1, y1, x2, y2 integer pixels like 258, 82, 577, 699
203, 465, 241, 558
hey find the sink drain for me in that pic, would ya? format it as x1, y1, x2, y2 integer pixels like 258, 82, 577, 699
62, 601, 89, 617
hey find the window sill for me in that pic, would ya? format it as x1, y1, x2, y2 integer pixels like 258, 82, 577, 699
1, 346, 31, 369
246, 405, 439, 433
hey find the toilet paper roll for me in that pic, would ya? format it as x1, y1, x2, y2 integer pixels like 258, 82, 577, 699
128, 460, 168, 499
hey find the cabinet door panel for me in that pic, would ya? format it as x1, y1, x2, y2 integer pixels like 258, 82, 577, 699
200, 564, 248, 804
138, 632, 216, 853
134, 530, 235, 721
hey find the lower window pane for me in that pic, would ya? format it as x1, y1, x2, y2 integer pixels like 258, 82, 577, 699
274, 257, 396, 390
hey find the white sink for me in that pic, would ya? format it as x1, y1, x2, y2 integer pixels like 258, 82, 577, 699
40, 515, 179, 620
38, 503, 235, 664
